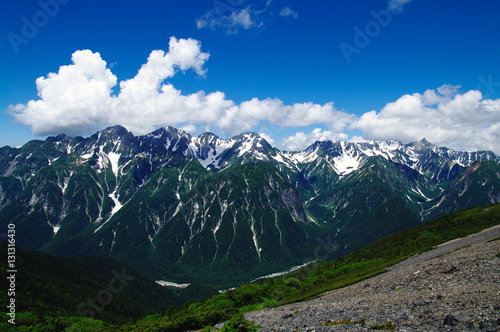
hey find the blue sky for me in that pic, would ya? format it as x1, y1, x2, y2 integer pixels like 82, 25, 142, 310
1, 0, 499, 152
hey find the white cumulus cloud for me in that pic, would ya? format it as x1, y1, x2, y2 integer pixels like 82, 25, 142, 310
9, 49, 117, 136
9, 37, 215, 136
8, 37, 343, 140
351, 85, 500, 153
281, 128, 349, 151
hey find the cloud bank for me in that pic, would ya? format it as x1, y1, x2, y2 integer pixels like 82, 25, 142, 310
9, 37, 348, 139
8, 37, 500, 154
350, 85, 500, 153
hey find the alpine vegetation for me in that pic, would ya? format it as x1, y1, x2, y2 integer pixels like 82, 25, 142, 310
1, 125, 499, 288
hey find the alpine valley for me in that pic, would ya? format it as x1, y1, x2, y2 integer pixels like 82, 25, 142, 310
1, 125, 499, 288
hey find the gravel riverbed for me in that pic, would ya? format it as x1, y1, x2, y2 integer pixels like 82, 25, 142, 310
245, 224, 500, 331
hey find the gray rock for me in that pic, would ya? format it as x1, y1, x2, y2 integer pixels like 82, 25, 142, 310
443, 314, 459, 327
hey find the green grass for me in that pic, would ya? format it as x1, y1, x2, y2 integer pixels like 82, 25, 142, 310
370, 321, 396, 330
319, 318, 367, 326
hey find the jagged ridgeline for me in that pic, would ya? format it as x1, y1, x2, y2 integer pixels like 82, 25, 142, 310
1, 125, 499, 287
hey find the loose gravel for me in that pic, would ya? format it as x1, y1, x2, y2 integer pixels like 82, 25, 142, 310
245, 224, 500, 331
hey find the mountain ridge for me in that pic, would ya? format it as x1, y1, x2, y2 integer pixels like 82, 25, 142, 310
1, 125, 499, 288
5, 124, 497, 176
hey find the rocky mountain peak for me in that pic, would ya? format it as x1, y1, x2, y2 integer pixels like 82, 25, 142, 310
196, 132, 220, 145
1, 125, 499, 289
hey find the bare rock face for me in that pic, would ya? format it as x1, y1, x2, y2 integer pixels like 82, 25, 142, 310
246, 225, 500, 331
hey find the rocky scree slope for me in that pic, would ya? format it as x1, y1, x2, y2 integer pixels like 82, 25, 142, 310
246, 223, 500, 331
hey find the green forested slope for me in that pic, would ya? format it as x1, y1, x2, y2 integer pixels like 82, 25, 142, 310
4, 204, 495, 331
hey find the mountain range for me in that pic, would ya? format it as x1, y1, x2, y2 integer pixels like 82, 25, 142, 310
1, 125, 499, 288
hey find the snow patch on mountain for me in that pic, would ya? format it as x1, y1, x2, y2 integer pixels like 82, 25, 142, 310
189, 136, 234, 169
108, 152, 121, 177
238, 134, 258, 157
285, 149, 319, 165
332, 153, 363, 176
59, 171, 73, 194
109, 189, 122, 215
